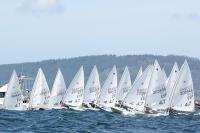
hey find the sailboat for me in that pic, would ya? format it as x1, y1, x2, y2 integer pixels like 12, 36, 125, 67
169, 60, 195, 114
82, 65, 101, 110
115, 66, 132, 104
29, 68, 50, 110
121, 65, 154, 115
97, 65, 117, 112
111, 66, 132, 112
134, 67, 143, 84
165, 63, 179, 111
48, 69, 66, 109
61, 66, 84, 111
144, 60, 168, 114
3, 70, 25, 110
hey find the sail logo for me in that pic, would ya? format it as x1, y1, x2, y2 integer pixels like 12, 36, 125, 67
72, 87, 84, 94
153, 86, 166, 94
180, 85, 193, 95
89, 86, 99, 93
123, 87, 131, 93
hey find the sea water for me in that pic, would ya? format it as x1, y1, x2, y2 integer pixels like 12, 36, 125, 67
0, 109, 199, 133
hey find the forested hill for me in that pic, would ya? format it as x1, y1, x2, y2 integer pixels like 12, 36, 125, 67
0, 55, 199, 98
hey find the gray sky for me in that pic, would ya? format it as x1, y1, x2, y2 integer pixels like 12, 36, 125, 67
0, 0, 200, 64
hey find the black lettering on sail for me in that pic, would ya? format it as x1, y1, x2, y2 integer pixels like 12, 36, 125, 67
153, 86, 166, 94
159, 99, 165, 105
161, 93, 167, 98
72, 87, 83, 94
185, 101, 192, 106
180, 85, 193, 95
123, 87, 130, 93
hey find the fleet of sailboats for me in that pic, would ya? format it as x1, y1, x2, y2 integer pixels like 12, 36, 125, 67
0, 60, 196, 115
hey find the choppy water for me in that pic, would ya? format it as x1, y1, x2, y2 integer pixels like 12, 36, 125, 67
0, 110, 200, 133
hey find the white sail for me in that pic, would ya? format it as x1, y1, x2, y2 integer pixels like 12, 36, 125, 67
123, 65, 154, 112
134, 67, 143, 84
62, 66, 84, 107
3, 70, 23, 110
98, 65, 117, 108
162, 68, 168, 82
165, 62, 179, 108
170, 60, 194, 112
83, 65, 100, 105
145, 60, 168, 112
48, 69, 66, 109
29, 68, 50, 109
116, 66, 132, 103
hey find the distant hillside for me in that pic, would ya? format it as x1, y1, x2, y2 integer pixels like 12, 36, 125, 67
0, 55, 200, 99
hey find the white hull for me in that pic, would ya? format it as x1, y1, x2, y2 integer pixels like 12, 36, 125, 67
51, 107, 66, 110
100, 107, 113, 112
83, 107, 100, 111
63, 105, 85, 111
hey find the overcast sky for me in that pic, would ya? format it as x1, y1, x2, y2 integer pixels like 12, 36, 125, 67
0, 0, 200, 64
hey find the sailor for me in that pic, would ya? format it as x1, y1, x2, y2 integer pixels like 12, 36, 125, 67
89, 101, 96, 108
